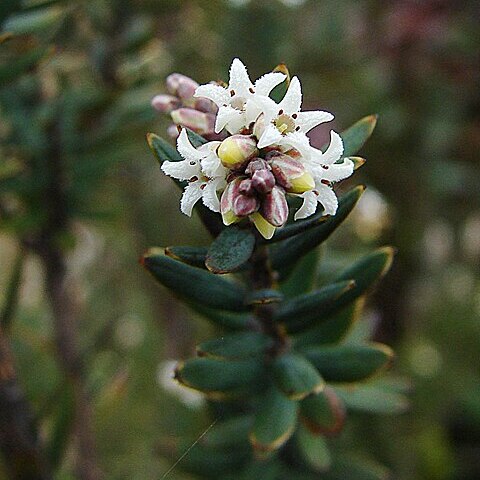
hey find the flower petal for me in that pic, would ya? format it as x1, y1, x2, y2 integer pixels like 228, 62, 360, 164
202, 179, 225, 212
257, 123, 283, 149
294, 190, 318, 220
323, 130, 344, 164
316, 183, 338, 215
201, 150, 227, 178
180, 182, 204, 216
161, 159, 200, 181
228, 58, 253, 96
215, 105, 245, 134
295, 110, 334, 133
281, 130, 311, 155
194, 83, 229, 106
176, 128, 204, 161
254, 72, 286, 96
320, 158, 354, 182
253, 95, 280, 122
279, 76, 302, 115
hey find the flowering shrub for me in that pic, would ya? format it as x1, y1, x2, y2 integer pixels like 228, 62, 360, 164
143, 59, 407, 479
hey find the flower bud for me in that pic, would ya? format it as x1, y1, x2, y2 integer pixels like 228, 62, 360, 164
251, 169, 275, 194
220, 178, 243, 225
250, 212, 276, 240
166, 73, 199, 99
238, 178, 255, 196
268, 152, 315, 194
167, 124, 180, 139
260, 186, 288, 227
233, 194, 259, 217
151, 94, 181, 113
217, 135, 259, 170
194, 97, 218, 114
245, 158, 269, 175
170, 108, 215, 136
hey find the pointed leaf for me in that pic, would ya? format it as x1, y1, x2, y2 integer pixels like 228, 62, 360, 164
272, 353, 324, 400
250, 385, 298, 454
186, 128, 208, 147
188, 302, 253, 330
146, 132, 181, 164
175, 357, 265, 396
280, 249, 320, 299
300, 387, 346, 436
293, 300, 365, 348
333, 384, 409, 415
297, 424, 332, 471
165, 246, 208, 269
206, 226, 255, 273
339, 114, 378, 157
270, 63, 290, 103
302, 343, 394, 383
141, 249, 248, 312
274, 281, 355, 333
197, 331, 273, 359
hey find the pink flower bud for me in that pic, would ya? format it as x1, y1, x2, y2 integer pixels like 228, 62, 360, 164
260, 186, 289, 227
245, 158, 269, 175
194, 97, 218, 114
233, 194, 259, 217
220, 177, 243, 225
267, 152, 315, 194
239, 178, 255, 196
151, 94, 181, 113
251, 169, 275, 194
170, 108, 215, 136
166, 73, 199, 99
167, 124, 180, 139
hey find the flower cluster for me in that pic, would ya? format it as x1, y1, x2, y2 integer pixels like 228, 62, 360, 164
155, 59, 356, 239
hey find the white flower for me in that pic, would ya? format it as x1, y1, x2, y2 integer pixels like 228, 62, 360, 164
194, 58, 286, 135
254, 76, 334, 150
294, 131, 354, 220
161, 129, 228, 216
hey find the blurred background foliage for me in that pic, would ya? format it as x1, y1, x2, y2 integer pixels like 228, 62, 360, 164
0, 0, 479, 478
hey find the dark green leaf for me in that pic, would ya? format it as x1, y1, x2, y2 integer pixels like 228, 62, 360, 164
3, 6, 64, 35
293, 300, 364, 348
188, 302, 253, 330
269, 63, 290, 103
300, 387, 346, 436
206, 226, 255, 273
1, 249, 24, 331
297, 424, 332, 471
250, 385, 298, 454
146, 132, 181, 164
274, 280, 355, 333
272, 353, 324, 401
302, 344, 394, 383
175, 357, 265, 396
197, 331, 273, 359
340, 114, 378, 157
202, 415, 253, 449
280, 249, 320, 299
142, 249, 248, 312
322, 455, 390, 480
245, 288, 284, 305
186, 128, 208, 147
165, 246, 208, 269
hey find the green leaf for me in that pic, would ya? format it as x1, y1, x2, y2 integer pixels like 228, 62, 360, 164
293, 300, 364, 348
146, 132, 181, 164
340, 114, 378, 156
206, 226, 255, 273
297, 424, 332, 472
1, 249, 24, 331
188, 302, 253, 330
142, 249, 248, 312
322, 455, 390, 480
165, 246, 208, 269
245, 288, 284, 305
272, 353, 324, 401
333, 384, 409, 415
270, 185, 364, 243
250, 385, 298, 455
269, 63, 290, 103
333, 246, 395, 308
3, 6, 64, 35
197, 331, 273, 360
280, 249, 320, 299
274, 281, 355, 333
175, 357, 265, 397
202, 415, 253, 449
300, 387, 346, 436
186, 128, 208, 147
301, 343, 394, 383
